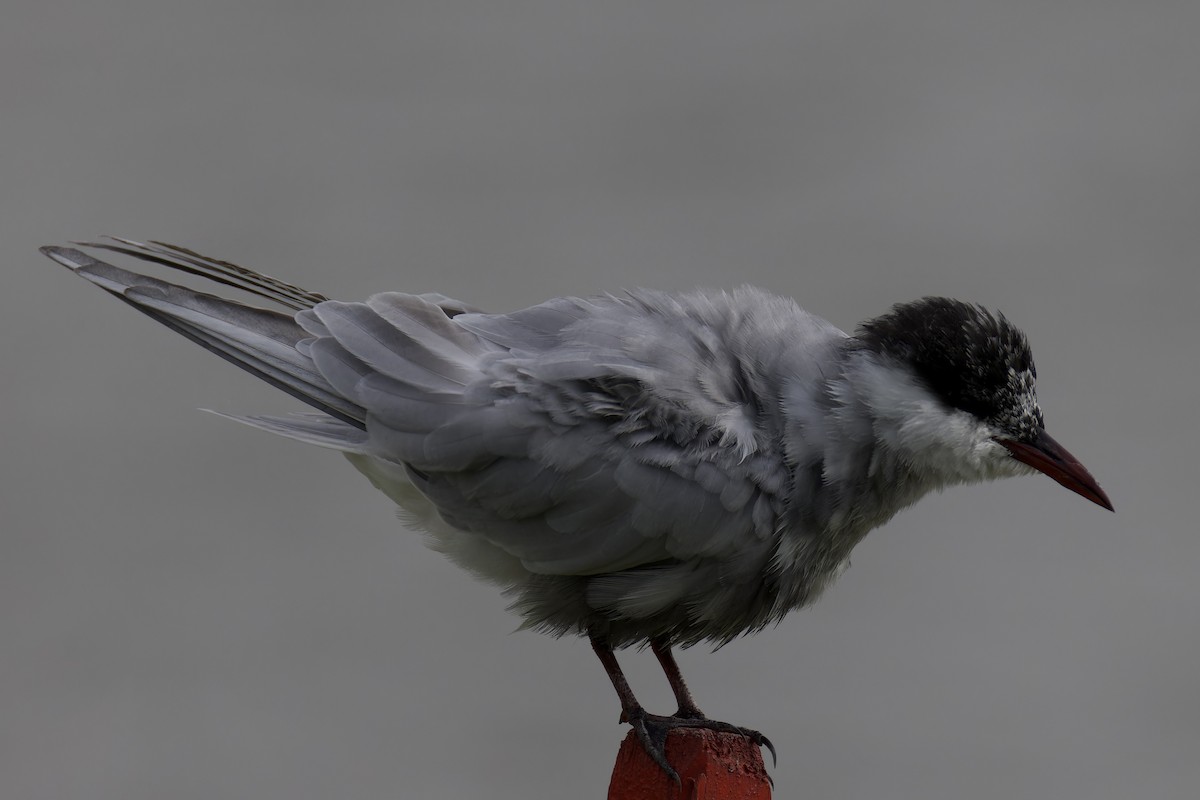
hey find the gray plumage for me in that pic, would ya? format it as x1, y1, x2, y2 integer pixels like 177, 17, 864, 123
43, 239, 1110, 656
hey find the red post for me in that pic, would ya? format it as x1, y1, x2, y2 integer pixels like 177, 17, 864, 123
607, 728, 772, 799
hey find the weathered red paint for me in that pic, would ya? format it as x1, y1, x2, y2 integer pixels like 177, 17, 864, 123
607, 728, 772, 799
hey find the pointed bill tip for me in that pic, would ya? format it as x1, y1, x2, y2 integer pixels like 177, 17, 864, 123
1000, 430, 1113, 512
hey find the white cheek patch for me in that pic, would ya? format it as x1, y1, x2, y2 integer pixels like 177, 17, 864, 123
845, 356, 1031, 483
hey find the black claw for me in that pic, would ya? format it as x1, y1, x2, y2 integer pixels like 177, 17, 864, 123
759, 733, 777, 766
627, 710, 681, 785
621, 710, 775, 785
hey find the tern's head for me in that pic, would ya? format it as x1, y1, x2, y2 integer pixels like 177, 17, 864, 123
853, 297, 1112, 510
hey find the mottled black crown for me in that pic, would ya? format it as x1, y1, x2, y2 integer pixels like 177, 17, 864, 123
857, 297, 1043, 435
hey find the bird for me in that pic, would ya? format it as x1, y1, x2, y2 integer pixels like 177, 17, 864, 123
43, 238, 1113, 782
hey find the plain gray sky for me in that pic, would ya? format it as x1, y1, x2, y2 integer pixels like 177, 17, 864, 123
3, 2, 1197, 798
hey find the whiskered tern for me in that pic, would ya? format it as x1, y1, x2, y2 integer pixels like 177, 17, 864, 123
43, 239, 1112, 781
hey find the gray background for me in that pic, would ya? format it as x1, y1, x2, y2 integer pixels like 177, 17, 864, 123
3, 2, 1196, 798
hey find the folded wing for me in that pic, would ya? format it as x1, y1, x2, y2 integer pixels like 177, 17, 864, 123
47, 242, 797, 586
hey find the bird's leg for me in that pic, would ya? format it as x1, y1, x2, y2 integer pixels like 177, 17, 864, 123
589, 629, 679, 783
590, 629, 777, 782
650, 636, 705, 719
650, 635, 777, 766
588, 630, 643, 725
